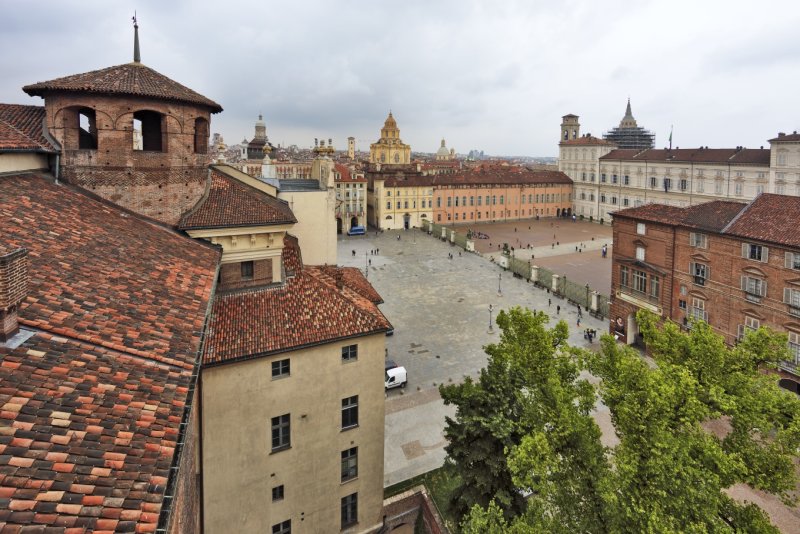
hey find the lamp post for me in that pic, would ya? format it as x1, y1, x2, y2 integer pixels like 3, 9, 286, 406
365, 251, 369, 279
498, 273, 502, 296
488, 304, 494, 333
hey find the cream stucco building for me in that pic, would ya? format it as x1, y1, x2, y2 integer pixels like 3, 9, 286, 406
369, 112, 411, 165
559, 113, 800, 222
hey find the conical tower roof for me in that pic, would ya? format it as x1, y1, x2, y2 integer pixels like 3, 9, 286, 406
23, 62, 223, 113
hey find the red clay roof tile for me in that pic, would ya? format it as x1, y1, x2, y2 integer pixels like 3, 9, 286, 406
723, 194, 800, 248
560, 135, 615, 147
179, 168, 296, 230
203, 237, 390, 365
23, 63, 222, 113
0, 104, 57, 152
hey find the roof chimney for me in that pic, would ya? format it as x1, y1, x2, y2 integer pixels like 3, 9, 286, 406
334, 269, 344, 290
778, 132, 785, 137
0, 248, 28, 342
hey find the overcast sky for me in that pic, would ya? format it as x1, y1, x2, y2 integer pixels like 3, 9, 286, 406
2, 0, 799, 157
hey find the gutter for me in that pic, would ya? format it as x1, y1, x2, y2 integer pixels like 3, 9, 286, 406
155, 260, 220, 534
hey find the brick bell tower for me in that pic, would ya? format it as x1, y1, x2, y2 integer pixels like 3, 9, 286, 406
22, 17, 223, 225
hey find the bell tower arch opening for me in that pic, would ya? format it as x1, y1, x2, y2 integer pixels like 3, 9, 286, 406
133, 110, 165, 152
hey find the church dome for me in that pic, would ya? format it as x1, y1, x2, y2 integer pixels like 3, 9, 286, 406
436, 139, 450, 157
384, 112, 397, 129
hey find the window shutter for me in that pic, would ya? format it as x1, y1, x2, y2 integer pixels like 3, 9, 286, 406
690, 262, 695, 275
761, 281, 767, 297
763, 247, 769, 263
738, 324, 745, 339
786, 288, 792, 304
706, 265, 710, 280
787, 252, 793, 269
741, 275, 746, 291
690, 232, 696, 246
742, 243, 748, 258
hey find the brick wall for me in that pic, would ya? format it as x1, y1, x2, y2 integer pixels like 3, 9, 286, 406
0, 248, 28, 341
380, 486, 448, 534
218, 259, 273, 291
43, 93, 214, 225
164, 388, 202, 534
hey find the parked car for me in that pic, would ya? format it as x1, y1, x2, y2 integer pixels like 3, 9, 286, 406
385, 366, 407, 390
347, 225, 366, 236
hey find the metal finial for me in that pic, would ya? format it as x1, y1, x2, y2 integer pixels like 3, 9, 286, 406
133, 12, 141, 63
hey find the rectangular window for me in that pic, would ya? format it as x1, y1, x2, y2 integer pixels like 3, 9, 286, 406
691, 262, 708, 286
715, 180, 723, 195
743, 243, 768, 262
272, 485, 285, 501
341, 447, 358, 482
789, 332, 800, 365
690, 298, 707, 322
404, 201, 408, 209
486, 195, 490, 205
241, 261, 254, 280
734, 181, 743, 196
454, 197, 459, 207
341, 493, 358, 528
271, 359, 290, 379
436, 197, 441, 208
500, 195, 504, 204
470, 196, 474, 206
697, 178, 704, 193
462, 196, 467, 206
477, 196, 482, 206
689, 232, 707, 248
664, 177, 672, 191
650, 275, 660, 298
624, 175, 630, 185
396, 201, 400, 209
650, 176, 657, 188
741, 276, 765, 298
272, 520, 291, 534
636, 246, 645, 261
271, 414, 290, 451
632, 270, 647, 293
786, 252, 800, 270
612, 174, 618, 184
623, 197, 629, 207
341, 396, 358, 429
636, 223, 646, 235
341, 344, 358, 362
680, 179, 688, 191
785, 288, 800, 316
601, 173, 607, 183
679, 299, 687, 310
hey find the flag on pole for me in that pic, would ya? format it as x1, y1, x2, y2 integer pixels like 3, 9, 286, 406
669, 125, 673, 150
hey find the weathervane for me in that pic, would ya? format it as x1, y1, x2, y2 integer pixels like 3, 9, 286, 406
132, 12, 141, 63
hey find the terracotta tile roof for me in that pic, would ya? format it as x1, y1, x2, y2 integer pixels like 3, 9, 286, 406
0, 104, 57, 152
316, 266, 384, 304
600, 147, 770, 166
611, 200, 747, 233
204, 239, 390, 365
723, 194, 800, 248
379, 166, 571, 188
768, 132, 800, 143
179, 168, 296, 230
0, 332, 192, 532
560, 135, 616, 147
23, 63, 223, 113
1, 173, 220, 370
600, 149, 642, 160
0, 172, 218, 531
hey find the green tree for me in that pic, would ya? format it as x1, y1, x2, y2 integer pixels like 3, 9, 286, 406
441, 307, 609, 529
585, 311, 800, 532
452, 309, 800, 533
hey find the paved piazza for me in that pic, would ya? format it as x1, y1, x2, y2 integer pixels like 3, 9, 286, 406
337, 222, 613, 487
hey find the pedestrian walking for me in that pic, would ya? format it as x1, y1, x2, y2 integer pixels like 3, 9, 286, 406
577, 317, 581, 327
352, 249, 355, 257
368, 259, 372, 266
557, 305, 560, 315
548, 298, 551, 307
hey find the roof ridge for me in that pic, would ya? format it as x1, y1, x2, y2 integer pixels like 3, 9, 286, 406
719, 198, 754, 234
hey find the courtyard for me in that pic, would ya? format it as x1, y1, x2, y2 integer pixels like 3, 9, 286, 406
337, 221, 613, 486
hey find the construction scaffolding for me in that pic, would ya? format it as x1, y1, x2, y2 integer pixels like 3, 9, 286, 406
602, 126, 655, 150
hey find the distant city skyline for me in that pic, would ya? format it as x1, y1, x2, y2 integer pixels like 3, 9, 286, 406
2, 0, 799, 156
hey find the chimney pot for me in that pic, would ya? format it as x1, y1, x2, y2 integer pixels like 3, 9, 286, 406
778, 132, 785, 137
0, 248, 28, 342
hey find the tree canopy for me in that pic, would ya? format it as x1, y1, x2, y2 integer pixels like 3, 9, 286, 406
443, 308, 800, 533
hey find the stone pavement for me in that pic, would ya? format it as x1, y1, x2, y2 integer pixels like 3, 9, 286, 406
337, 227, 612, 487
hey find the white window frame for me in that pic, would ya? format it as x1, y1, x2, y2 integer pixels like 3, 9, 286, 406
636, 246, 645, 261
636, 223, 646, 235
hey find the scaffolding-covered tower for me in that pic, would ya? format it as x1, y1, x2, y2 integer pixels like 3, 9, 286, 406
602, 99, 655, 150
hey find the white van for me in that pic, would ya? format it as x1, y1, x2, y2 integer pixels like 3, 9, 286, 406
385, 366, 407, 390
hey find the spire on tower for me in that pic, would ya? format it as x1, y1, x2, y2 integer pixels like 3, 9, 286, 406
624, 97, 632, 119
132, 12, 140, 63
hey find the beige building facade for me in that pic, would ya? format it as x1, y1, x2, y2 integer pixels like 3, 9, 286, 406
202, 332, 387, 534
560, 113, 800, 222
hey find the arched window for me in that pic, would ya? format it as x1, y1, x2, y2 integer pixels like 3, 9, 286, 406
194, 117, 209, 154
394, 153, 400, 163
133, 110, 165, 152
77, 108, 98, 149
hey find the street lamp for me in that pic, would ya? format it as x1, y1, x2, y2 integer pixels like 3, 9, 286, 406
365, 251, 369, 279
498, 273, 502, 296
488, 304, 494, 333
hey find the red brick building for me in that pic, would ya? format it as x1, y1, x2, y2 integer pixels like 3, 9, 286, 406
610, 194, 800, 393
